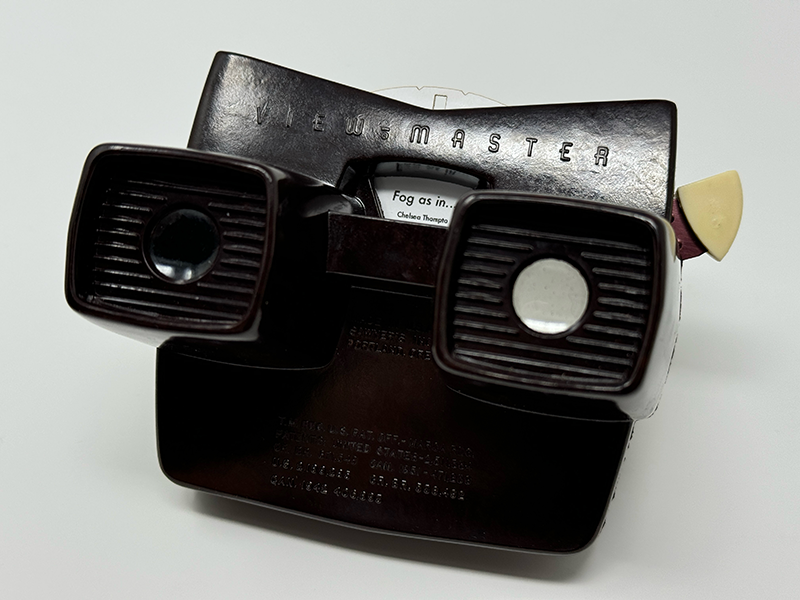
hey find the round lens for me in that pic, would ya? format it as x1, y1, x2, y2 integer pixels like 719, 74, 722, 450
512, 258, 589, 335
148, 208, 219, 283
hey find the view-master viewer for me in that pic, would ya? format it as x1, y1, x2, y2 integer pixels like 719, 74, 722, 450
65, 52, 743, 553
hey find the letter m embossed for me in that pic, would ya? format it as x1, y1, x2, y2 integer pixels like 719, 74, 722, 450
409, 125, 430, 144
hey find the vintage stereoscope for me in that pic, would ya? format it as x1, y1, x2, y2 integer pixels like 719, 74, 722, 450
66, 52, 741, 553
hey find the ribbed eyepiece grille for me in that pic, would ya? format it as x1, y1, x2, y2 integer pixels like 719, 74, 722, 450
68, 148, 275, 334
441, 196, 660, 393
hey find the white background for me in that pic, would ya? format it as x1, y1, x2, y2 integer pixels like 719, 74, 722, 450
1, 1, 798, 597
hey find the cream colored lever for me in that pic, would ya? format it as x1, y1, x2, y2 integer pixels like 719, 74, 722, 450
675, 171, 743, 261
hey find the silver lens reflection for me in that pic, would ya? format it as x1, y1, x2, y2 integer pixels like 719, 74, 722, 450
512, 259, 589, 335
148, 208, 219, 284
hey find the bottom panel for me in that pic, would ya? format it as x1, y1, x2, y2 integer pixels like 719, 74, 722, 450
156, 287, 632, 553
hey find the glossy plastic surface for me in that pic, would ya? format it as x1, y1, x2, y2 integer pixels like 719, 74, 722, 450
62, 54, 682, 553
190, 52, 677, 218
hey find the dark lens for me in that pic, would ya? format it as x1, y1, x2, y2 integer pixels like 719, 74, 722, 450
148, 208, 219, 283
